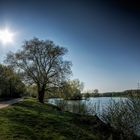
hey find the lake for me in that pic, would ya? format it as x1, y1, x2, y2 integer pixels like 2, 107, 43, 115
47, 97, 127, 115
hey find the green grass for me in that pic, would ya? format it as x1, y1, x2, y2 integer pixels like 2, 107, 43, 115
0, 98, 119, 140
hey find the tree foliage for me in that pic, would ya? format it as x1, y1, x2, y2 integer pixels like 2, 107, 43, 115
0, 64, 25, 98
5, 38, 72, 103
60, 79, 84, 100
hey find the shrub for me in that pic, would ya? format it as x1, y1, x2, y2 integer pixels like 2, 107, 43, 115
101, 96, 140, 139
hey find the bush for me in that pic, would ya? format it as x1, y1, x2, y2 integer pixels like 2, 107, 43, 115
101, 96, 140, 139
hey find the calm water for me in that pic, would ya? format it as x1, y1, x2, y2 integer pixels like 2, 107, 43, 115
48, 97, 127, 115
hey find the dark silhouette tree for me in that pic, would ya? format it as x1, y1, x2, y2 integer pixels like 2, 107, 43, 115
5, 38, 72, 103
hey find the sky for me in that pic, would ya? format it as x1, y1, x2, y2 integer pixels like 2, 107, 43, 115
0, 0, 140, 92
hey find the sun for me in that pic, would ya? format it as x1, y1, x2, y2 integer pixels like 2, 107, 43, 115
0, 28, 14, 45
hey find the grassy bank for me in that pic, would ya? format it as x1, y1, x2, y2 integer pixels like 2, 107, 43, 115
0, 98, 126, 140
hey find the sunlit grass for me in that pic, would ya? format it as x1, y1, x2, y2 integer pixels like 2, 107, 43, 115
0, 98, 114, 140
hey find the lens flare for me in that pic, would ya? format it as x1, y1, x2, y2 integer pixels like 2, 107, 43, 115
0, 28, 14, 45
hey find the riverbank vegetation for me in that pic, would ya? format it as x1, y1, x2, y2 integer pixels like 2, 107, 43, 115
0, 98, 124, 140
57, 79, 84, 100
51, 95, 140, 139
26, 79, 84, 100
101, 95, 140, 139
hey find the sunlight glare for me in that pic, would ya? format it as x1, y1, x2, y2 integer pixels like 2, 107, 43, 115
0, 28, 14, 45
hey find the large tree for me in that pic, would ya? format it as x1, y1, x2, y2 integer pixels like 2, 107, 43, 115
5, 38, 72, 103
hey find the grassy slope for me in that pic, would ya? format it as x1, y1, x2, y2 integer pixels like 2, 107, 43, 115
0, 98, 118, 140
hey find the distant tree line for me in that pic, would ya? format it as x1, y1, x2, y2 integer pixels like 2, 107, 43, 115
83, 89, 99, 98
83, 90, 140, 98
101, 90, 140, 97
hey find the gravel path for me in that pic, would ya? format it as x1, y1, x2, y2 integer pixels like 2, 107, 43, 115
0, 98, 23, 109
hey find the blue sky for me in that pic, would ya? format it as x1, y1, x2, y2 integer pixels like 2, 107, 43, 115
0, 0, 140, 92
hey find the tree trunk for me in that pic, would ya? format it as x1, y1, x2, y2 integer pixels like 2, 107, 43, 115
38, 85, 45, 103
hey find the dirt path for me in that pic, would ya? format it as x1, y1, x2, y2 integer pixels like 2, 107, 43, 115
0, 98, 23, 109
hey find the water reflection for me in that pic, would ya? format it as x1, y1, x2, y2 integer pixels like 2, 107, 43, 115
47, 97, 127, 115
